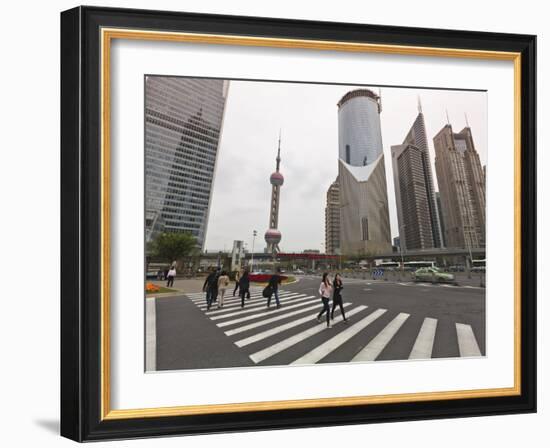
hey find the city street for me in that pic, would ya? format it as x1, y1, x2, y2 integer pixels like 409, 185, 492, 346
149, 275, 485, 371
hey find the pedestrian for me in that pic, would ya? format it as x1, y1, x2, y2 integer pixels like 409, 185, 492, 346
217, 270, 230, 308
233, 269, 242, 296
166, 266, 176, 288
266, 268, 282, 309
202, 268, 219, 310
239, 269, 250, 308
163, 267, 169, 281
316, 272, 332, 328
331, 273, 348, 322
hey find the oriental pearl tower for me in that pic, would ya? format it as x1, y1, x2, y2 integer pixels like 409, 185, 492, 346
265, 133, 284, 254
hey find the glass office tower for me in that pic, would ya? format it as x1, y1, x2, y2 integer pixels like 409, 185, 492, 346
145, 77, 228, 250
337, 89, 392, 255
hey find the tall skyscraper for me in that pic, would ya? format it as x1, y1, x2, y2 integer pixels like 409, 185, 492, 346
391, 100, 442, 251
337, 89, 392, 255
264, 135, 284, 254
433, 123, 485, 249
145, 77, 228, 250
435, 192, 446, 248
324, 178, 340, 255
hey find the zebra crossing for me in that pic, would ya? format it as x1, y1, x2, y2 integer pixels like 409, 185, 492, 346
183, 287, 483, 366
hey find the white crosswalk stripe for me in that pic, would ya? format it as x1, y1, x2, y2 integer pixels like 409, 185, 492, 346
190, 291, 268, 303
186, 288, 264, 299
224, 302, 327, 336
203, 292, 297, 314
351, 312, 410, 362
199, 292, 297, 311
249, 306, 369, 363
456, 323, 482, 357
409, 317, 438, 359
292, 308, 388, 365
235, 303, 353, 347
210, 295, 310, 320
217, 297, 317, 328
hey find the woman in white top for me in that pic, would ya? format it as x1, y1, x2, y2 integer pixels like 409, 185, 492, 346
217, 271, 230, 308
166, 267, 176, 288
316, 272, 333, 328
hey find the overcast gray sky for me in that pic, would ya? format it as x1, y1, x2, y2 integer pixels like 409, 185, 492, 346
204, 80, 487, 253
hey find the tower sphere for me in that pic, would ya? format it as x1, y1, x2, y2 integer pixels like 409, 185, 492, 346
270, 171, 284, 186
264, 228, 282, 245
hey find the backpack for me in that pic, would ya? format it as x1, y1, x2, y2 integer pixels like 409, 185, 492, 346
262, 285, 273, 298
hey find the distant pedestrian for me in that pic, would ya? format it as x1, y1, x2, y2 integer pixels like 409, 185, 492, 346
233, 269, 242, 296
217, 271, 230, 308
203, 268, 219, 310
266, 268, 282, 309
239, 270, 250, 308
166, 266, 176, 288
331, 273, 348, 322
316, 272, 332, 328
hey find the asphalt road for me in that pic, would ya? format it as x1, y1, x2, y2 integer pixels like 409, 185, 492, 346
153, 275, 485, 371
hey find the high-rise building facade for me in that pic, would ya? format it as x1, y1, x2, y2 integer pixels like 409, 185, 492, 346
435, 192, 446, 248
145, 77, 228, 250
391, 104, 442, 251
324, 178, 340, 255
433, 124, 485, 249
337, 89, 392, 255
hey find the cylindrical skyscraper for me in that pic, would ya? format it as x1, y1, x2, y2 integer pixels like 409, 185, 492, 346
337, 89, 392, 255
265, 135, 284, 253
338, 89, 383, 166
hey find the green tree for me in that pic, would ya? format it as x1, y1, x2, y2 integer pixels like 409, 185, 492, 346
152, 232, 197, 263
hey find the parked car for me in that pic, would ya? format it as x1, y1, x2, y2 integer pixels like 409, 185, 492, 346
413, 267, 455, 283
294, 269, 305, 274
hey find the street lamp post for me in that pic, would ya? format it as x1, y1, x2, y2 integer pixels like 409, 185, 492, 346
399, 223, 407, 280
465, 228, 474, 279
251, 230, 257, 272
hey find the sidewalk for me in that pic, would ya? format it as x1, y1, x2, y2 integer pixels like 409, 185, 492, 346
150, 277, 210, 295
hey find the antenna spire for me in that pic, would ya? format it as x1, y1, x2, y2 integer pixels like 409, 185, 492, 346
276, 130, 281, 172
417, 95, 422, 113
464, 112, 470, 127
445, 109, 450, 125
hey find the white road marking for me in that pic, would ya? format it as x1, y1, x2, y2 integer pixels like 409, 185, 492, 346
191, 291, 267, 303
225, 302, 326, 336
409, 317, 438, 359
145, 297, 156, 372
292, 308, 388, 365
351, 312, 410, 362
249, 306, 369, 363
218, 297, 317, 328
456, 323, 482, 357
235, 303, 353, 347
210, 294, 309, 320
200, 292, 296, 312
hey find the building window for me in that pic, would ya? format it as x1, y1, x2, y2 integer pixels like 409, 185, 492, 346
346, 145, 351, 164
361, 216, 369, 241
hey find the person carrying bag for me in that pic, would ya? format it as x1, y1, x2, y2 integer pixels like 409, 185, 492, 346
316, 272, 333, 328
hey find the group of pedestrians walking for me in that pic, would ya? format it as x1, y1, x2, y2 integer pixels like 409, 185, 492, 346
202, 268, 348, 328
317, 272, 348, 328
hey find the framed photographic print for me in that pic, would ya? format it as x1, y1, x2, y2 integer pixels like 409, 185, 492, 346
60, 6, 536, 441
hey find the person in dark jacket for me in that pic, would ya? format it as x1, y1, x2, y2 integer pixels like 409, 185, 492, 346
266, 269, 282, 309
202, 268, 219, 310
239, 270, 251, 308
331, 273, 348, 322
